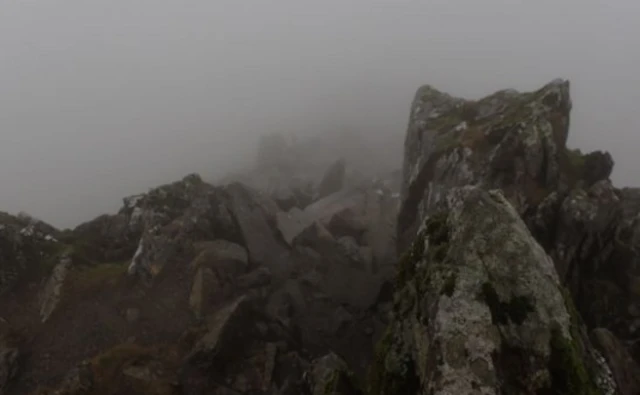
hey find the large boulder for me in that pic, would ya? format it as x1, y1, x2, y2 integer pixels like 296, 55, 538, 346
370, 187, 615, 395
277, 185, 398, 274
308, 353, 362, 395
394, 78, 640, 377
188, 240, 250, 318
397, 79, 591, 254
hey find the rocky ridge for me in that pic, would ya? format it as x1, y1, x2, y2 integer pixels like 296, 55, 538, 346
1, 79, 639, 395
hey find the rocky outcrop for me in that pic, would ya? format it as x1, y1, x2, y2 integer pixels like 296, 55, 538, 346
309, 353, 362, 395
393, 78, 640, 391
591, 328, 640, 395
0, 212, 61, 295
398, 79, 576, 254
188, 240, 250, 318
39, 254, 72, 323
0, 165, 399, 394
527, 180, 640, 364
372, 186, 614, 394
4, 77, 640, 395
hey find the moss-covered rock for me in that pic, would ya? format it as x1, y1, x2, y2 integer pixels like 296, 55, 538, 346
373, 187, 613, 394
398, 79, 573, 256
310, 353, 362, 395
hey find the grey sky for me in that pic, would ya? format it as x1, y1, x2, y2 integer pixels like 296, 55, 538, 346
1, 1, 638, 228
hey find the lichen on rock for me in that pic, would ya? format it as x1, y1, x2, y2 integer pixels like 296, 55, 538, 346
397, 79, 599, 256
373, 186, 609, 394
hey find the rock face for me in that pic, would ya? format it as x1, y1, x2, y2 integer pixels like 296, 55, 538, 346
591, 328, 640, 395
394, 78, 640, 392
0, 212, 61, 296
2, 78, 640, 395
0, 163, 393, 394
530, 180, 640, 363
371, 186, 613, 395
398, 79, 575, 253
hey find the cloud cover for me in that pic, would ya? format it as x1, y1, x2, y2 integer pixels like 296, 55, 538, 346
1, 0, 638, 227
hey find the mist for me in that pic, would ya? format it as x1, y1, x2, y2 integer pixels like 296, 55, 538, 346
1, 1, 638, 228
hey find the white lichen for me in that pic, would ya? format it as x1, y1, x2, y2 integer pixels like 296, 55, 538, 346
128, 239, 145, 275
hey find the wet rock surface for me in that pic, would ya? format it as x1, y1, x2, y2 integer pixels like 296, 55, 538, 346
2, 79, 640, 394
370, 186, 612, 395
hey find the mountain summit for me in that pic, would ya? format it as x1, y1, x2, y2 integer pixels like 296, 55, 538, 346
1, 80, 639, 395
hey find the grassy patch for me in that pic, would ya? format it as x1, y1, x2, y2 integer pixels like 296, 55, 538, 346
368, 328, 420, 395
547, 328, 601, 395
566, 148, 586, 172
542, 287, 602, 395
65, 260, 129, 295
89, 343, 154, 393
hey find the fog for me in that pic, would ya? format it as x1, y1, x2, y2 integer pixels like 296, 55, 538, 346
1, 1, 638, 228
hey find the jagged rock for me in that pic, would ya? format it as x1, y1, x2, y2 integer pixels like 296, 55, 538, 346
398, 79, 585, 254
185, 296, 253, 368
7, 75, 640, 395
188, 240, 250, 318
530, 179, 640, 362
370, 187, 613, 394
327, 208, 367, 243
309, 353, 361, 395
276, 208, 311, 246
316, 159, 347, 201
125, 175, 247, 283
0, 334, 20, 395
39, 254, 72, 323
292, 221, 336, 249
591, 328, 640, 395
222, 183, 291, 279
582, 151, 615, 186
0, 212, 61, 295
182, 295, 310, 394
272, 184, 314, 211
280, 186, 397, 273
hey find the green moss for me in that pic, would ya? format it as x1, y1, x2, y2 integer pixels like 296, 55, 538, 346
542, 287, 602, 395
91, 343, 150, 382
368, 329, 393, 395
66, 260, 129, 295
396, 211, 450, 289
323, 370, 339, 394
368, 328, 420, 395
566, 148, 586, 170
481, 282, 534, 325
548, 328, 601, 395
441, 272, 457, 297
396, 230, 426, 288
322, 369, 363, 395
